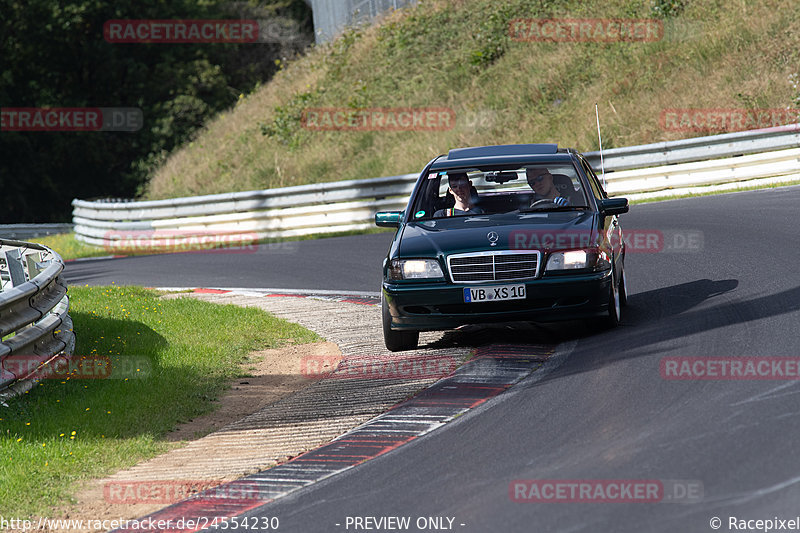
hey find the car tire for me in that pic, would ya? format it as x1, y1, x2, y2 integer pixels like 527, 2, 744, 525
604, 263, 622, 328
382, 293, 419, 351
619, 264, 628, 308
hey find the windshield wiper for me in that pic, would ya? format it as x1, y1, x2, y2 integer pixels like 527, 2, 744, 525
520, 205, 589, 213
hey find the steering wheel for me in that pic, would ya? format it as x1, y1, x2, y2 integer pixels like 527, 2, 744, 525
529, 199, 557, 208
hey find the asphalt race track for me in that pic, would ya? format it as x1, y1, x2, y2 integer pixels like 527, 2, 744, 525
63, 232, 392, 292
65, 186, 800, 532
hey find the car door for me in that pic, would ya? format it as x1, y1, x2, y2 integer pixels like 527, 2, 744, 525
579, 156, 625, 270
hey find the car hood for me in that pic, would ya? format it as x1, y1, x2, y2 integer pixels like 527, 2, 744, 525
396, 211, 598, 258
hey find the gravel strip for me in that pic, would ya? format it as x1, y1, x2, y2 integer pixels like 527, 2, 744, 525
106, 293, 472, 483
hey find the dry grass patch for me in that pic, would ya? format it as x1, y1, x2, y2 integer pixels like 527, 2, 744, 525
143, 0, 800, 201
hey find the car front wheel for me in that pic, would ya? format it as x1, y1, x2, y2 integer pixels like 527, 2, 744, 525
619, 265, 628, 308
604, 263, 622, 328
382, 293, 419, 351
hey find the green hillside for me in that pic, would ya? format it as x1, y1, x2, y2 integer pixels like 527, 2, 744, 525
143, 0, 800, 200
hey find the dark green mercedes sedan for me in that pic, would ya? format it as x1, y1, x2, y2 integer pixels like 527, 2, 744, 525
375, 143, 629, 351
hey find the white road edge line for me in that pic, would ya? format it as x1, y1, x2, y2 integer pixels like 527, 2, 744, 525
153, 286, 382, 298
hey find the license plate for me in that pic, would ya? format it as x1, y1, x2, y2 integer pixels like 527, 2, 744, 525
463, 284, 526, 303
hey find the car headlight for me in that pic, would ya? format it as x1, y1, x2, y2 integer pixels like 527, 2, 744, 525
545, 249, 611, 272
387, 259, 444, 280
546, 250, 589, 271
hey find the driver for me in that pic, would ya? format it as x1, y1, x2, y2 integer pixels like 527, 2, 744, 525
434, 172, 484, 216
526, 168, 570, 207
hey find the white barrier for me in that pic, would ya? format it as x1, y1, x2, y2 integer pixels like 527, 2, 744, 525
72, 124, 800, 247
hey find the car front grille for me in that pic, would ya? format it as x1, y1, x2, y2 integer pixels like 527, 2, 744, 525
447, 251, 541, 283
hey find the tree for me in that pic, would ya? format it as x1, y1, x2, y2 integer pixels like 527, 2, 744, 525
0, 0, 312, 222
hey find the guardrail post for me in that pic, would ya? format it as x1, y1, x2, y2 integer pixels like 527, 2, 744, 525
25, 252, 44, 279
3, 249, 27, 287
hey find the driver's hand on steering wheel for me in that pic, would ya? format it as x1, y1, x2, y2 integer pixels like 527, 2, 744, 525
530, 196, 569, 208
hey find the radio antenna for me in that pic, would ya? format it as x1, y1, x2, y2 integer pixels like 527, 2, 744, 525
595, 103, 606, 189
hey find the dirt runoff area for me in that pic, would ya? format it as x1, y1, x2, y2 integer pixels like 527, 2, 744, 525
34, 340, 341, 533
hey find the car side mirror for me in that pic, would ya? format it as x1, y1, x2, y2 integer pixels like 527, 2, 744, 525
599, 198, 629, 216
375, 211, 404, 228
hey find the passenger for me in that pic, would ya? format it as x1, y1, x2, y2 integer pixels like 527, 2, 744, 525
526, 168, 570, 206
434, 172, 484, 217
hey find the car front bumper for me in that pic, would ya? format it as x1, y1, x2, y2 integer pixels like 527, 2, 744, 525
383, 270, 612, 331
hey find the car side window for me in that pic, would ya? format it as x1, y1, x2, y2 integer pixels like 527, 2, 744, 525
410, 173, 442, 220
581, 159, 606, 200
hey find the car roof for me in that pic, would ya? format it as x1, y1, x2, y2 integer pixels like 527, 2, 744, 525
429, 144, 579, 171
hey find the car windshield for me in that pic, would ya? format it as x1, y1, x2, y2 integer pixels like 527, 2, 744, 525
409, 163, 590, 221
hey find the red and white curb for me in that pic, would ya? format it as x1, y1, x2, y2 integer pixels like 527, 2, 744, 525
112, 343, 557, 533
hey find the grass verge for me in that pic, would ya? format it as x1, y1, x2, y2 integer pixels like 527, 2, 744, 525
0, 285, 319, 517
33, 233, 112, 261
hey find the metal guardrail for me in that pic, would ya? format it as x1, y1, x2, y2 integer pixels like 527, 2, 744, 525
603, 146, 800, 196
0, 239, 75, 400
72, 124, 800, 247
0, 223, 74, 240
583, 123, 800, 171
72, 174, 419, 247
